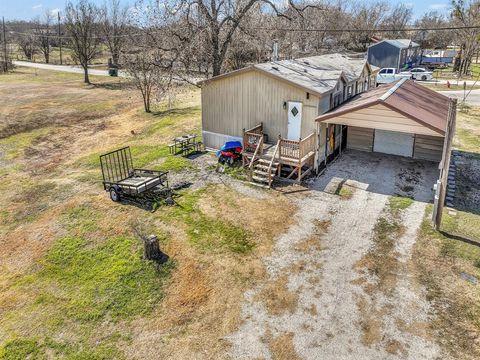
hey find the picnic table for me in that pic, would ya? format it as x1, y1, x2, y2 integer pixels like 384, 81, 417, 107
168, 134, 203, 156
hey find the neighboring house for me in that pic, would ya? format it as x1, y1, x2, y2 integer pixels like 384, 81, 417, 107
367, 39, 420, 71
199, 53, 378, 185
316, 78, 450, 162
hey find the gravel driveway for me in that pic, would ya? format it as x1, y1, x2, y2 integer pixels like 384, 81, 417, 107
227, 151, 446, 359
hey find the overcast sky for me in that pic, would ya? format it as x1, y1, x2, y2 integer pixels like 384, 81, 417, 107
1, 0, 451, 21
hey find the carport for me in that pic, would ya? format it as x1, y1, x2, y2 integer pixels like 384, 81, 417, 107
316, 78, 449, 162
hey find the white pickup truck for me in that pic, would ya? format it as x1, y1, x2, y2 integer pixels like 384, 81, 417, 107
376, 68, 412, 85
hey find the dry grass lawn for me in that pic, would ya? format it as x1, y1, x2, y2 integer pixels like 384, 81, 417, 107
0, 68, 297, 359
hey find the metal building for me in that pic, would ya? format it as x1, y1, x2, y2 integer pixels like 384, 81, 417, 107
367, 39, 420, 71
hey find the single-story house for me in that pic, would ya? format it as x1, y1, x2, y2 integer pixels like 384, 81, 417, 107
367, 39, 420, 71
316, 78, 450, 163
199, 53, 378, 185
200, 54, 452, 186
200, 53, 377, 150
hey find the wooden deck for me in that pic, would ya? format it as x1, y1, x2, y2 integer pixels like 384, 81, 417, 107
242, 123, 316, 186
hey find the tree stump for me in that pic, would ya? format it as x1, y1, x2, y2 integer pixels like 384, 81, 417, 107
143, 235, 163, 261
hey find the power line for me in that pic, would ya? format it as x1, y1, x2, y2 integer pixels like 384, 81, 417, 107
7, 24, 480, 40
248, 24, 480, 33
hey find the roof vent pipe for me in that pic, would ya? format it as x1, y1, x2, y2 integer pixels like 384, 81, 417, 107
272, 39, 279, 62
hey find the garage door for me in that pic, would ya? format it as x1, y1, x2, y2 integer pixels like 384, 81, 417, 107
373, 130, 414, 157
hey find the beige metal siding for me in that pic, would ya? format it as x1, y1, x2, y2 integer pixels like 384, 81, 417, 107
323, 104, 443, 137
201, 69, 320, 146
414, 134, 444, 162
347, 126, 374, 152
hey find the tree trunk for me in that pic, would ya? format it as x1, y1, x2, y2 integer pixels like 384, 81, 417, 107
112, 53, 119, 67
82, 64, 90, 84
143, 235, 162, 261
143, 90, 151, 113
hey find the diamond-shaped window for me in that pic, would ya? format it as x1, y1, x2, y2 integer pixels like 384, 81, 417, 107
291, 106, 299, 117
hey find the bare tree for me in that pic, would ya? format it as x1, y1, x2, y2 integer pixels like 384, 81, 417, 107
33, 10, 54, 63
382, 3, 413, 38
347, 1, 389, 51
1, 18, 13, 73
100, 0, 130, 67
156, 0, 299, 77
414, 11, 453, 49
451, 0, 480, 75
124, 48, 174, 113
64, 0, 101, 83
17, 33, 37, 60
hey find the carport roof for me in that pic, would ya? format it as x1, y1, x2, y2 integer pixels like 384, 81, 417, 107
315, 79, 451, 136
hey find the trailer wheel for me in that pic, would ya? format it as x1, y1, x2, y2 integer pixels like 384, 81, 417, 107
109, 187, 121, 202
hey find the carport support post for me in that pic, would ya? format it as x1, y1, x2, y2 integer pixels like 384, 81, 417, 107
433, 98, 457, 230
339, 125, 343, 155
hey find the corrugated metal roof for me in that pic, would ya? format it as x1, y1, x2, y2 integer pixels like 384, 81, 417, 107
383, 39, 420, 49
200, 53, 370, 95
316, 79, 451, 136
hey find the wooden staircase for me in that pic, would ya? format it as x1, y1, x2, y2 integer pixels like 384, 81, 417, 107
251, 158, 279, 187
242, 123, 316, 187
247, 137, 280, 188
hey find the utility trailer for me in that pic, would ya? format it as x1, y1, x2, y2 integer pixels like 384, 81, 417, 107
100, 147, 172, 209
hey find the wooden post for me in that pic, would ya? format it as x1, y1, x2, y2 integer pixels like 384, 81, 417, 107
433, 98, 457, 230
298, 137, 302, 183
339, 125, 343, 155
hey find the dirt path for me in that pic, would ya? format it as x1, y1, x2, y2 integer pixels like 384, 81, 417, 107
227, 181, 445, 359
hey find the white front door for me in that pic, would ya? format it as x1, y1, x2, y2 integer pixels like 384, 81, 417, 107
287, 101, 302, 140
373, 129, 414, 157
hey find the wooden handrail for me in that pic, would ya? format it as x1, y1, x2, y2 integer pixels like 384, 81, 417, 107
276, 132, 315, 161
243, 132, 263, 153
248, 136, 264, 180
267, 138, 281, 188
300, 132, 315, 159
245, 122, 263, 135
279, 138, 300, 159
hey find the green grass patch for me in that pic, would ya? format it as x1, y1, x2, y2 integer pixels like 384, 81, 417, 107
0, 337, 40, 360
388, 196, 414, 216
415, 206, 480, 358
0, 128, 51, 160
455, 128, 480, 154
163, 188, 254, 254
419, 206, 480, 264
62, 205, 100, 236
140, 106, 201, 138
37, 235, 174, 322
438, 210, 480, 262
0, 336, 122, 360
78, 145, 193, 173
222, 165, 247, 181
187, 215, 253, 254
338, 185, 354, 199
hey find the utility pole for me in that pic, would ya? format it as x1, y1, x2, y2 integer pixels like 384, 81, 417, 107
2, 16, 7, 72
58, 11, 62, 65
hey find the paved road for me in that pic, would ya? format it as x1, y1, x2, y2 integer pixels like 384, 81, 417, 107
439, 89, 480, 106
13, 60, 203, 84
13, 60, 127, 77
